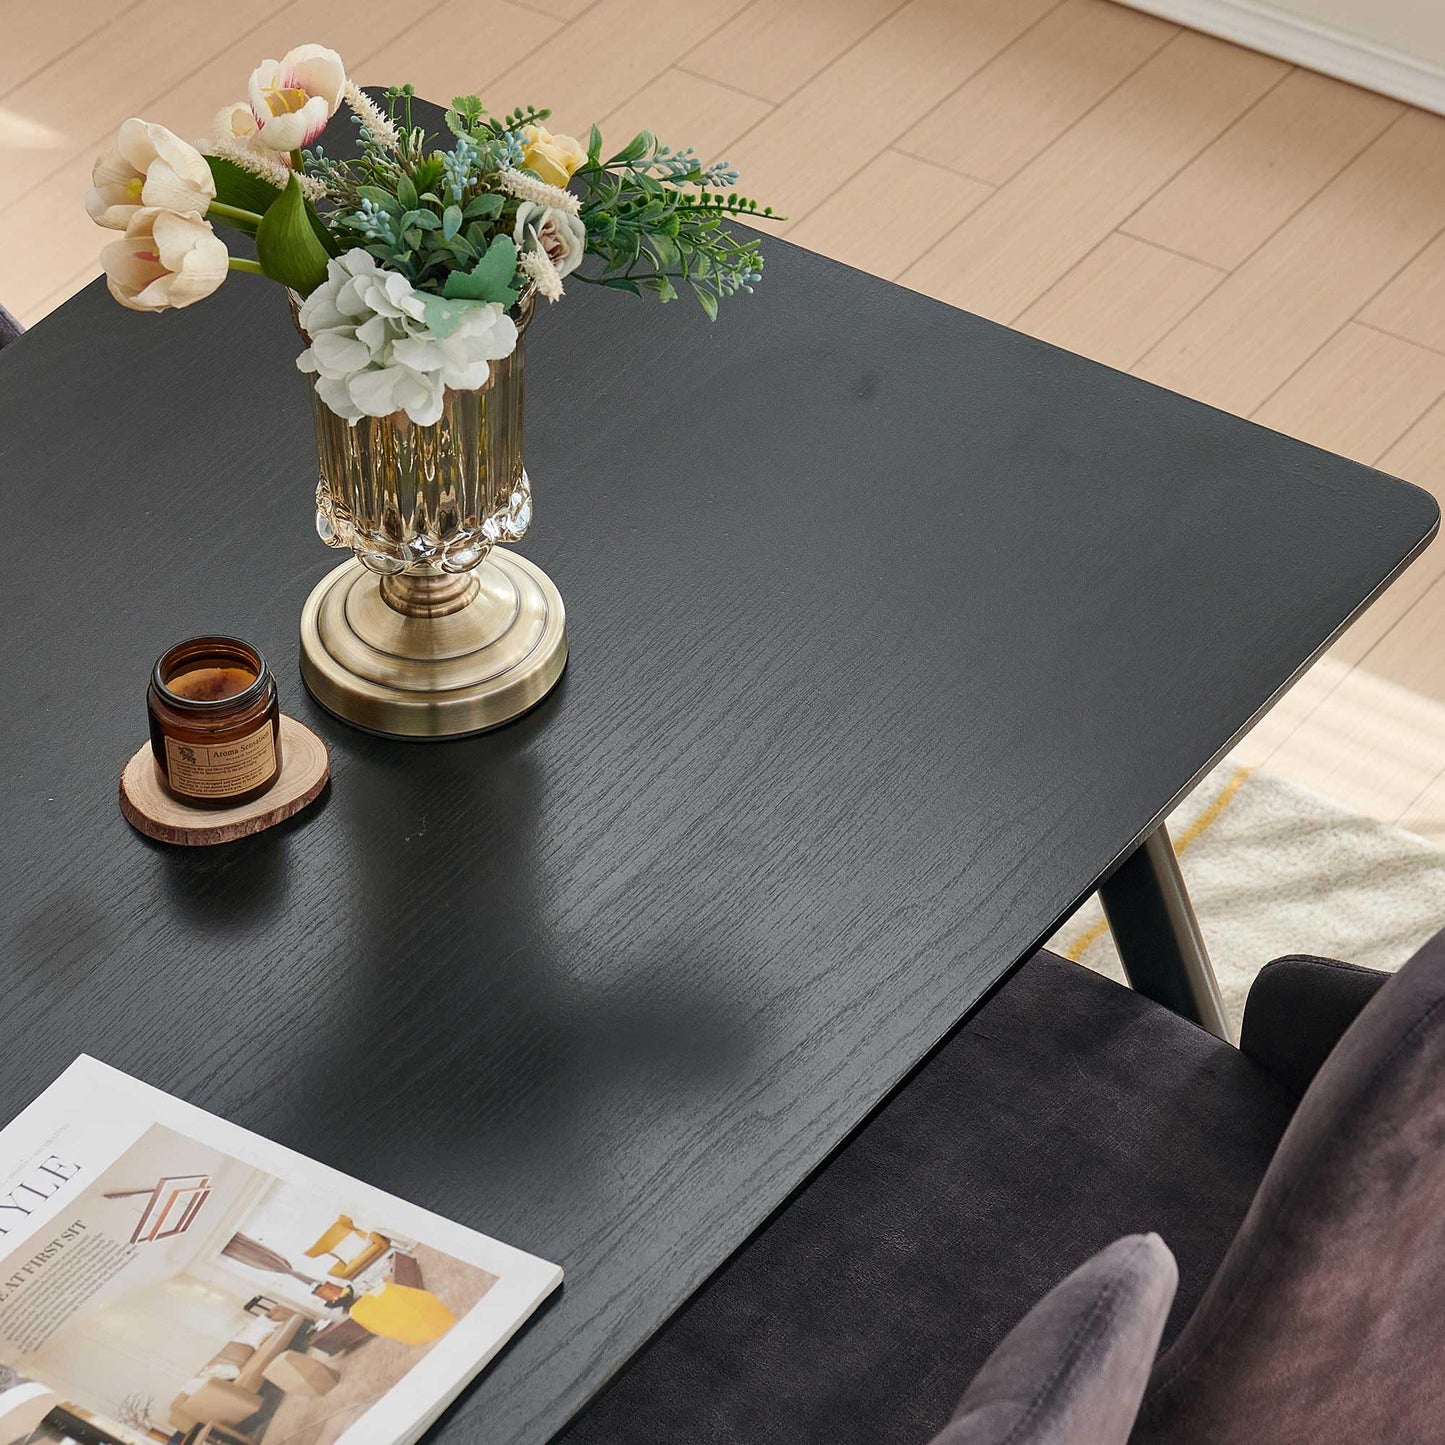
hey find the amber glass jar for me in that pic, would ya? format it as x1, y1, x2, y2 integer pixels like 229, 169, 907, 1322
147, 637, 282, 806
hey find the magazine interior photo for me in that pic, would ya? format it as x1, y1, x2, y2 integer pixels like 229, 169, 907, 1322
0, 1124, 497, 1445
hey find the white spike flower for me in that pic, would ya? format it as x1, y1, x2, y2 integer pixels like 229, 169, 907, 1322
496, 167, 580, 216
343, 80, 400, 150
516, 248, 564, 302
206, 133, 329, 201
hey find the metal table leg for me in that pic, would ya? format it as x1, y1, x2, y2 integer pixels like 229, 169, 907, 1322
1097, 823, 1232, 1041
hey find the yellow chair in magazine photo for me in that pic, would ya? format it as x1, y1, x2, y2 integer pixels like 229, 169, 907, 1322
305, 1213, 391, 1280
349, 1280, 459, 1346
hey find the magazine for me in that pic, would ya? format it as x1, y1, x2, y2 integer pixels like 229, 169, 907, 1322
0, 1057, 562, 1445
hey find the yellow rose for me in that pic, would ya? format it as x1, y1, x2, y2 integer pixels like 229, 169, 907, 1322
520, 125, 586, 188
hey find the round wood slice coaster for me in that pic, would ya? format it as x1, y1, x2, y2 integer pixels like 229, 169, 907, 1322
119, 714, 330, 846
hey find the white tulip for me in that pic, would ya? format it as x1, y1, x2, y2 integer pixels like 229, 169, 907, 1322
100, 208, 229, 312
247, 44, 346, 152
86, 119, 215, 230
214, 100, 259, 142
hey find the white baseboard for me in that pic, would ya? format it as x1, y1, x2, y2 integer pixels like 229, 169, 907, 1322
1116, 0, 1445, 115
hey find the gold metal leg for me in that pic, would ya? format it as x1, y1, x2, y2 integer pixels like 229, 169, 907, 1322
1098, 823, 1232, 1041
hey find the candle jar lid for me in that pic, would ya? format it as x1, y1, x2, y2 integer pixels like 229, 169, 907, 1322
147, 636, 282, 807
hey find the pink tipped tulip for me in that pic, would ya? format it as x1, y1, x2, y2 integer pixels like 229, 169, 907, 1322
247, 44, 346, 152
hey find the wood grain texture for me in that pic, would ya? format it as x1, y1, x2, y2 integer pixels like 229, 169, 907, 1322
1014, 233, 1223, 371
0, 0, 140, 97
787, 151, 992, 278
1355, 570, 1445, 703
1225, 655, 1349, 768
680, 0, 909, 104
721, 0, 1059, 224
1264, 665, 1445, 820
1251, 322, 1445, 465
349, 0, 560, 102
899, 32, 1286, 323
119, 715, 330, 847
1123, 68, 1402, 270
1400, 758, 1445, 844
1134, 110, 1445, 414
1329, 395, 1445, 665
486, 0, 755, 135
900, 0, 1178, 186
1360, 233, 1445, 354
600, 68, 771, 161
0, 94, 1435, 1441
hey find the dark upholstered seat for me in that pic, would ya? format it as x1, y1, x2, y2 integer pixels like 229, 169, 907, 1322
563, 952, 1297, 1445
0, 304, 22, 350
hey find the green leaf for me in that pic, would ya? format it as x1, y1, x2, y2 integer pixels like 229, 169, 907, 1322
401, 208, 440, 230
205, 156, 281, 219
441, 235, 518, 305
600, 277, 642, 296
419, 293, 488, 338
396, 173, 419, 210
306, 200, 342, 257
587, 123, 603, 165
462, 193, 503, 221
610, 130, 652, 165
255, 174, 332, 295
696, 286, 719, 321
447, 94, 484, 135
442, 204, 463, 241
648, 233, 681, 270
358, 186, 401, 215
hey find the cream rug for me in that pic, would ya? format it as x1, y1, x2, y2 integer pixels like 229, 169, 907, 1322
1048, 765, 1445, 1031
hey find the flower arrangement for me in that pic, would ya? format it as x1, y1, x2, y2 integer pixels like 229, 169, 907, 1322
85, 43, 774, 425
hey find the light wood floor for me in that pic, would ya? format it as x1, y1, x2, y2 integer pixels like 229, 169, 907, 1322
6, 0, 1445, 841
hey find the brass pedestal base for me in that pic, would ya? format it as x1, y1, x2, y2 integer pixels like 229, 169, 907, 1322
299, 548, 567, 739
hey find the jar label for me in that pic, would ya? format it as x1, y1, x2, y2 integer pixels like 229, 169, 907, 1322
164, 724, 276, 800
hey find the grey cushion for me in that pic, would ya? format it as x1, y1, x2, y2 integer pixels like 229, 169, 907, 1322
936, 1234, 1176, 1445
1134, 924, 1445, 1443
0, 305, 21, 350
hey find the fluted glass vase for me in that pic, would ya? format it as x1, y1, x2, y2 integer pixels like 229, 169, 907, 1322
294, 295, 568, 740
307, 300, 534, 576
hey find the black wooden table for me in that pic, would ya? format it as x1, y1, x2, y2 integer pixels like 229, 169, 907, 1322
0, 210, 1435, 1441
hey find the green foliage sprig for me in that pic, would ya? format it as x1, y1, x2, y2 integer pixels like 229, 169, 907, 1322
572, 128, 775, 319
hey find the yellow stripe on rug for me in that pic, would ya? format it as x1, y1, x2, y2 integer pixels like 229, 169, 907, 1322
1058, 764, 1253, 964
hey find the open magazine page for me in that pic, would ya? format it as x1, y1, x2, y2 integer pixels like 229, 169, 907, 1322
0, 1057, 561, 1445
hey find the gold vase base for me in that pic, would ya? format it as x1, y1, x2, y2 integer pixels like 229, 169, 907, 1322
299, 548, 567, 740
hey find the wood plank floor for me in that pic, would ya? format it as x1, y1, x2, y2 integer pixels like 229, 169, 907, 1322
6, 0, 1445, 842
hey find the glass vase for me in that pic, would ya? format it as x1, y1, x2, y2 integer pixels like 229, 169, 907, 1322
293, 294, 567, 740
307, 297, 535, 577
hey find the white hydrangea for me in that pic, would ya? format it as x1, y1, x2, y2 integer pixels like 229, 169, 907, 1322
296, 250, 518, 426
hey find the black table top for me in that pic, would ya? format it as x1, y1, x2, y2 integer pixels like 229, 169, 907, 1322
0, 204, 1435, 1439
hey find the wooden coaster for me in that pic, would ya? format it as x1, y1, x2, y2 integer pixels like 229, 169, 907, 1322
120, 714, 330, 847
